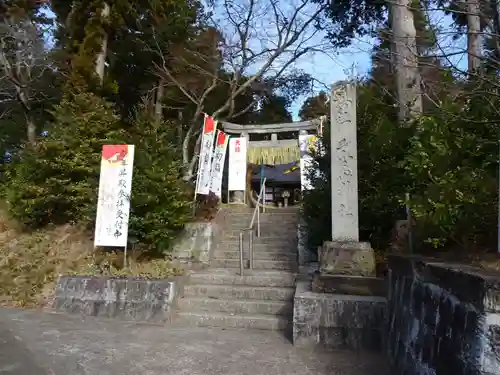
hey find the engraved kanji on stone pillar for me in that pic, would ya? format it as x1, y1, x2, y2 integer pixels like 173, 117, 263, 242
330, 81, 359, 242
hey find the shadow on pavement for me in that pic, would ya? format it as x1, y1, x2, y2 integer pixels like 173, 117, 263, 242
0, 322, 48, 374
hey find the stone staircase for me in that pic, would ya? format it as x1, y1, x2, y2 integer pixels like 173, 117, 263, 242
176, 206, 299, 330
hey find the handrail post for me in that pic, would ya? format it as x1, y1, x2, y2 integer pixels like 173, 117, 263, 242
249, 230, 254, 270
257, 198, 261, 238
239, 231, 244, 276
262, 180, 266, 213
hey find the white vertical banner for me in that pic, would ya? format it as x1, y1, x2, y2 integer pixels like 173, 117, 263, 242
94, 145, 135, 247
209, 130, 229, 198
299, 134, 319, 191
228, 137, 247, 191
195, 114, 217, 195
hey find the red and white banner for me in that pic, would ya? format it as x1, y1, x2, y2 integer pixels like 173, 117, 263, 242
209, 130, 229, 198
94, 145, 135, 247
195, 114, 217, 195
228, 137, 247, 191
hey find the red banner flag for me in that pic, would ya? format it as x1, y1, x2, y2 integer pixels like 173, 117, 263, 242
204, 114, 215, 133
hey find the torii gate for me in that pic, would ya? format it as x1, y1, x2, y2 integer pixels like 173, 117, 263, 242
220, 118, 324, 205
221, 80, 359, 243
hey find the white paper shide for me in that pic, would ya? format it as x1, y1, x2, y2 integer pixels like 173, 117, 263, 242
228, 137, 247, 191
94, 145, 135, 247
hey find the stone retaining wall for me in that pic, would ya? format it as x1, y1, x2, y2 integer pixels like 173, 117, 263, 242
387, 255, 500, 375
297, 221, 317, 271
52, 276, 185, 323
293, 280, 386, 351
172, 208, 228, 265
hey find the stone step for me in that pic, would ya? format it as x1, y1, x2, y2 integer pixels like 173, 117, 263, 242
221, 231, 297, 242
180, 297, 293, 315
224, 207, 299, 214
226, 211, 299, 217
217, 242, 297, 252
225, 213, 299, 220
215, 250, 296, 262
219, 237, 297, 245
176, 311, 290, 330
225, 219, 299, 226
189, 269, 296, 288
211, 258, 296, 271
184, 284, 295, 301
220, 241, 296, 249
220, 231, 298, 240
222, 225, 298, 233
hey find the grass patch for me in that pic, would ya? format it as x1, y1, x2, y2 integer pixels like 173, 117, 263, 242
0, 210, 184, 308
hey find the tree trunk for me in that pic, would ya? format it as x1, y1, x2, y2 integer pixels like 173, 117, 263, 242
391, 0, 423, 124
26, 115, 36, 144
491, 0, 500, 70
466, 0, 482, 73
177, 111, 183, 146
154, 80, 164, 122
15, 87, 35, 144
14, 25, 35, 144
95, 2, 110, 84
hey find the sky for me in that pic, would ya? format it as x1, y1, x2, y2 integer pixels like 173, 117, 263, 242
289, 37, 374, 119
286, 8, 468, 120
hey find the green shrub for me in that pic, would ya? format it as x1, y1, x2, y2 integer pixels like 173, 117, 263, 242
402, 107, 499, 249
4, 95, 192, 255
4, 92, 123, 227
126, 108, 192, 255
302, 79, 500, 254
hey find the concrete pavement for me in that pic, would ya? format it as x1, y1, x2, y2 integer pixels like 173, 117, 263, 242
0, 308, 387, 375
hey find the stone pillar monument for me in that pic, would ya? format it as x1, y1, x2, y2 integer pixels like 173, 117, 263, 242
330, 82, 359, 242
317, 81, 375, 278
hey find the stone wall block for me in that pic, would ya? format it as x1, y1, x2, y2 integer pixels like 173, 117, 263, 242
172, 207, 228, 265
294, 295, 321, 326
387, 254, 500, 375
292, 322, 320, 347
293, 280, 386, 352
52, 276, 184, 323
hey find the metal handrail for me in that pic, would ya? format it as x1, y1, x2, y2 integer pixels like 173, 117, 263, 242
238, 178, 267, 275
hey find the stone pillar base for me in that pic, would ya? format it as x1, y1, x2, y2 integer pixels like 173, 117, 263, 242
230, 190, 245, 203
319, 241, 376, 277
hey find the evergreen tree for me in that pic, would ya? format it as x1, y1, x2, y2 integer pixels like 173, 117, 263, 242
4, 92, 123, 227
299, 91, 329, 121
126, 105, 192, 254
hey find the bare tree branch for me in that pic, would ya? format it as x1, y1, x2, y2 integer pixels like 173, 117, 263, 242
0, 11, 51, 144
147, 0, 332, 180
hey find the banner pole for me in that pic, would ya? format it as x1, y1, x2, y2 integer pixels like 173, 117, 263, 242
193, 115, 207, 216
123, 244, 128, 268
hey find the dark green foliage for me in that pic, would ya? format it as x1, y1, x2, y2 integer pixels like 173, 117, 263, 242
302, 75, 500, 254
4, 92, 123, 227
300, 128, 331, 252
312, 0, 386, 47
401, 88, 500, 249
126, 107, 192, 254
299, 91, 329, 121
356, 84, 413, 248
194, 193, 219, 221
301, 83, 411, 251
250, 95, 292, 124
